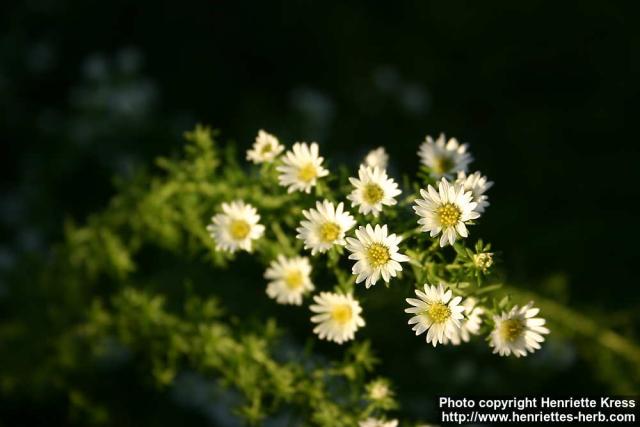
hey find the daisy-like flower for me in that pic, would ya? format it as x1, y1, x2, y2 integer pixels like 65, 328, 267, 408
310, 292, 365, 344
413, 178, 480, 247
489, 302, 550, 357
364, 147, 389, 169
277, 142, 329, 193
418, 133, 472, 178
246, 129, 284, 164
442, 297, 484, 345
264, 255, 314, 305
207, 200, 265, 253
456, 171, 493, 213
296, 200, 356, 255
405, 283, 465, 347
345, 224, 409, 288
359, 418, 398, 427
347, 165, 401, 217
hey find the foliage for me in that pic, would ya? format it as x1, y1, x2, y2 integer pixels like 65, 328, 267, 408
1, 125, 639, 426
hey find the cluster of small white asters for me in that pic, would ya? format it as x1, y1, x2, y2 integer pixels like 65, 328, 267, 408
403, 283, 548, 356
205, 130, 548, 358
413, 133, 495, 247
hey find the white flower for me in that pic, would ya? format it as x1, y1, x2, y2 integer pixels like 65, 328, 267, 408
442, 297, 484, 345
347, 165, 401, 217
310, 292, 365, 344
206, 200, 265, 253
456, 171, 493, 213
405, 283, 465, 347
413, 178, 480, 247
418, 133, 472, 178
489, 302, 550, 357
345, 224, 409, 288
366, 379, 392, 401
296, 200, 356, 255
359, 418, 398, 427
264, 255, 314, 305
364, 147, 389, 169
277, 142, 329, 193
246, 129, 284, 164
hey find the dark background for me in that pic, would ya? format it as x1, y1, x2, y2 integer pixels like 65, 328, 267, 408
1, 1, 639, 425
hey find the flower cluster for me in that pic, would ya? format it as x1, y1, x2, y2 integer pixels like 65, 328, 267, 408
207, 129, 549, 361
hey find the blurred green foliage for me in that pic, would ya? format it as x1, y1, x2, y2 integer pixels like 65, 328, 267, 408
2, 127, 638, 426
1, 128, 404, 426
1, 1, 640, 425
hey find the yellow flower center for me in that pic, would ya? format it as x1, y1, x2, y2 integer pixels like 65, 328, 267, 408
499, 318, 525, 342
298, 163, 317, 182
437, 203, 461, 227
363, 183, 384, 204
319, 222, 341, 243
229, 219, 251, 240
284, 270, 304, 290
433, 155, 454, 174
426, 302, 451, 324
367, 243, 390, 267
260, 143, 273, 154
331, 304, 353, 324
